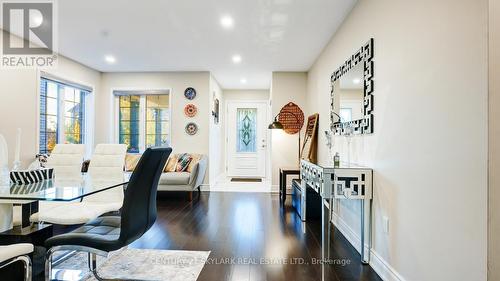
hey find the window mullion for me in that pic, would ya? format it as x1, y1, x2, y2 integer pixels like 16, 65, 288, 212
139, 95, 146, 152
57, 85, 65, 144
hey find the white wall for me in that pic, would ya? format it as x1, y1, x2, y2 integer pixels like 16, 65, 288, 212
489, 0, 500, 279
0, 36, 101, 167
209, 75, 224, 186
270, 72, 307, 186
306, 0, 488, 280
224, 89, 270, 101
98, 72, 211, 182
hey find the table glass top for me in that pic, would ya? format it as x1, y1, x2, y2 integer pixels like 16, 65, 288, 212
0, 173, 130, 201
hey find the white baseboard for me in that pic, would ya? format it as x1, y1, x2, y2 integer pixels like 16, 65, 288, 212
209, 173, 226, 188
271, 184, 279, 193
331, 212, 406, 281
369, 250, 406, 281
200, 184, 210, 191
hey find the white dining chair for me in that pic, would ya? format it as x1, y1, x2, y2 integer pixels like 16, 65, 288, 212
0, 243, 33, 281
31, 144, 127, 225
83, 144, 127, 206
27, 144, 86, 224
46, 144, 85, 178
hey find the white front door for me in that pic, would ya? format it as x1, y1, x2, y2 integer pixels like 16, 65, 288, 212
227, 101, 268, 178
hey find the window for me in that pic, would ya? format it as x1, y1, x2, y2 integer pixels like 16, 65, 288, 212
117, 93, 170, 153
119, 95, 140, 153
39, 78, 89, 154
145, 95, 169, 148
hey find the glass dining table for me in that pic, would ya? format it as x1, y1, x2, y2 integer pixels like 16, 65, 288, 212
0, 173, 129, 234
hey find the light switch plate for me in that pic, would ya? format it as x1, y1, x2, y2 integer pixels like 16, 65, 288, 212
383, 216, 389, 234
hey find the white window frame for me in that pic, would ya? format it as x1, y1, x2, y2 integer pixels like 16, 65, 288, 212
113, 89, 171, 153
38, 73, 94, 156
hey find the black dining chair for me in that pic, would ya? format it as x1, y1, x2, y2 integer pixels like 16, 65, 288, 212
44, 147, 172, 281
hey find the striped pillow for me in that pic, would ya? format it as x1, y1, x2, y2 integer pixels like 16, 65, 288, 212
175, 153, 192, 172
10, 168, 54, 185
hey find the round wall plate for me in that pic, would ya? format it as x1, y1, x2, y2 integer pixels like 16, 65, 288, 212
185, 122, 198, 135
184, 87, 197, 100
184, 104, 198, 117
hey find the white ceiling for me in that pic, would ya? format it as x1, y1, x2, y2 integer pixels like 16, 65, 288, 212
55, 0, 357, 89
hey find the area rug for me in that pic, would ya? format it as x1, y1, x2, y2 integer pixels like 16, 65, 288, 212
54, 248, 210, 281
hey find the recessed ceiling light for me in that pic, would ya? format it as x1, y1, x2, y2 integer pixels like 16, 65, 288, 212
104, 55, 116, 64
220, 15, 234, 29
353, 78, 361, 84
232, 55, 242, 64
240, 78, 247, 84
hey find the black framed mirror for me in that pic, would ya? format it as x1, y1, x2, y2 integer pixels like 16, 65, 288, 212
330, 38, 374, 135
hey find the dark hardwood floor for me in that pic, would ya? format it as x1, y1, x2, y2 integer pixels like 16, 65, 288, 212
129, 191, 382, 281
32, 191, 381, 281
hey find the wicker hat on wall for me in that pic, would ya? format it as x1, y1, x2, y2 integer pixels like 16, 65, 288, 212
277, 102, 305, 134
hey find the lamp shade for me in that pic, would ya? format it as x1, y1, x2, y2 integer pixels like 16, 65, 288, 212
268, 118, 284, 129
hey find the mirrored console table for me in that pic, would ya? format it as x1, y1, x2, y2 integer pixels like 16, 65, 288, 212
300, 160, 373, 264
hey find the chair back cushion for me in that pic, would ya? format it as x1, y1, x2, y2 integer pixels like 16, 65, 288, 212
88, 144, 127, 178
46, 144, 85, 178
85, 144, 127, 204
51, 144, 85, 155
119, 147, 171, 244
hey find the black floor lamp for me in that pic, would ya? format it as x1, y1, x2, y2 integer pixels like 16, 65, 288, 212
268, 110, 303, 163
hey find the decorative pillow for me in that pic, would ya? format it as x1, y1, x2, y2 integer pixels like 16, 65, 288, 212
175, 153, 192, 172
165, 154, 178, 172
187, 154, 202, 173
125, 154, 142, 172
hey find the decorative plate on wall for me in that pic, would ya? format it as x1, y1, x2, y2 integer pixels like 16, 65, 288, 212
185, 122, 198, 135
184, 87, 197, 100
184, 104, 198, 117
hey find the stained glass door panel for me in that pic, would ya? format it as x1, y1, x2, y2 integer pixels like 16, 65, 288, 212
227, 101, 267, 178
236, 108, 257, 153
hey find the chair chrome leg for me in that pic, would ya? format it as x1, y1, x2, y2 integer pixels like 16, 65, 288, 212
88, 252, 97, 271
45, 248, 54, 281
52, 250, 77, 267
88, 252, 104, 281
18, 255, 32, 281
46, 246, 143, 281
0, 256, 32, 281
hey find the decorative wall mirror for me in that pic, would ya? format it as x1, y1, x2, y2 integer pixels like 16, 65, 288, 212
330, 38, 374, 135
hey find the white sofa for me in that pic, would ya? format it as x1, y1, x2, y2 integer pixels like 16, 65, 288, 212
126, 153, 207, 201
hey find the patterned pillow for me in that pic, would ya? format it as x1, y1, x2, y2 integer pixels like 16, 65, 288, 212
165, 154, 178, 172
124, 154, 141, 172
175, 153, 192, 172
187, 154, 202, 173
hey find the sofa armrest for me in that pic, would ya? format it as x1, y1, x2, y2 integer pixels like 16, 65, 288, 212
189, 156, 208, 189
